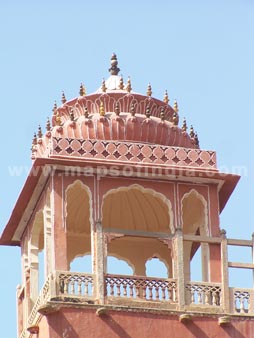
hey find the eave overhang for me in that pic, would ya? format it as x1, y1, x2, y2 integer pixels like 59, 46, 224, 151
0, 156, 240, 246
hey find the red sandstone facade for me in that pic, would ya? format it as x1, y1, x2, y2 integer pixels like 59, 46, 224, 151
1, 54, 254, 338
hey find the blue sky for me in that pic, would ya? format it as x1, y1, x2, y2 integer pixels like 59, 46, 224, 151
1, 1, 254, 337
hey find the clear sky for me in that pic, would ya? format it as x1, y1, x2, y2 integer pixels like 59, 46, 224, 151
0, 1, 254, 337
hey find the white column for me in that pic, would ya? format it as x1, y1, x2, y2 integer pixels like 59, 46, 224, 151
220, 229, 230, 312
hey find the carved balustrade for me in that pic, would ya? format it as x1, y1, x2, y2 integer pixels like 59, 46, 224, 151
55, 271, 94, 298
185, 281, 222, 307
230, 288, 254, 314
105, 274, 177, 303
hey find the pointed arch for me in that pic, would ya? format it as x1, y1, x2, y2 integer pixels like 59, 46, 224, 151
181, 189, 209, 282
65, 180, 93, 269
181, 189, 208, 236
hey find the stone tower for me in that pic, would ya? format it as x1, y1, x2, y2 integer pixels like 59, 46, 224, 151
1, 54, 254, 338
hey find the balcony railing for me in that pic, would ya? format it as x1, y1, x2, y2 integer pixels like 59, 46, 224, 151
56, 271, 94, 298
230, 287, 254, 314
105, 274, 177, 303
185, 281, 222, 307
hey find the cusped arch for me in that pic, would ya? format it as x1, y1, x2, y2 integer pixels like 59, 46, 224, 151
65, 180, 92, 234
65, 180, 93, 267
145, 256, 169, 278
107, 254, 134, 275
102, 184, 174, 233
181, 189, 209, 236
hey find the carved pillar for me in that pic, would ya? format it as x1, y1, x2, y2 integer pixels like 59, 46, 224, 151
43, 191, 52, 278
220, 229, 230, 312
29, 243, 39, 304
173, 227, 185, 309
94, 221, 106, 304
201, 243, 209, 282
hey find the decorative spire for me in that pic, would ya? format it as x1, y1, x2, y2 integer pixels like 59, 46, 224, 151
160, 107, 165, 121
84, 106, 89, 118
163, 90, 169, 104
46, 117, 51, 131
61, 91, 67, 104
32, 132, 37, 148
126, 77, 132, 93
145, 106, 151, 118
182, 118, 187, 132
130, 103, 136, 116
37, 125, 43, 138
194, 132, 199, 147
119, 75, 124, 90
114, 102, 120, 116
173, 99, 179, 113
55, 112, 62, 126
172, 111, 179, 126
189, 125, 195, 138
100, 102, 105, 116
146, 83, 152, 97
52, 101, 57, 112
109, 53, 120, 75
79, 83, 86, 96
101, 79, 107, 93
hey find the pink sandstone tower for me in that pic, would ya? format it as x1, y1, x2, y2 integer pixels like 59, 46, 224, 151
1, 54, 254, 337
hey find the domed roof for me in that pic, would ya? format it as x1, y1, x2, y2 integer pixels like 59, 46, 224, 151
32, 54, 199, 159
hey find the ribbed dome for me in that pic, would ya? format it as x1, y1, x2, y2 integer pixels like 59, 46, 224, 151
31, 54, 200, 160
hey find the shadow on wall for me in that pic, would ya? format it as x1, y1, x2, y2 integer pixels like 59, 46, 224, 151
101, 315, 132, 338
47, 313, 79, 338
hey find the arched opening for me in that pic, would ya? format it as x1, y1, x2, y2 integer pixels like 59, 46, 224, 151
65, 180, 92, 272
145, 257, 168, 278
70, 254, 92, 273
181, 189, 209, 282
102, 185, 173, 279
107, 256, 133, 275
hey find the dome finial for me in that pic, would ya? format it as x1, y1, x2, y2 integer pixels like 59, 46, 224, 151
126, 77, 132, 93
101, 78, 107, 92
46, 117, 51, 131
119, 75, 124, 90
100, 102, 105, 116
55, 112, 62, 126
61, 91, 67, 104
109, 53, 120, 75
182, 118, 187, 132
79, 83, 86, 96
37, 125, 43, 138
194, 132, 199, 147
189, 125, 195, 138
173, 99, 179, 113
146, 83, 152, 97
163, 90, 169, 104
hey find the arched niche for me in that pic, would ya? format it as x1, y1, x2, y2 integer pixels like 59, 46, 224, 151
65, 180, 92, 269
102, 184, 174, 233
181, 189, 209, 281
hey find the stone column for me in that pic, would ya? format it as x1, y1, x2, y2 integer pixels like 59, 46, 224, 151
94, 221, 106, 304
43, 191, 52, 278
173, 227, 185, 309
220, 229, 230, 312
